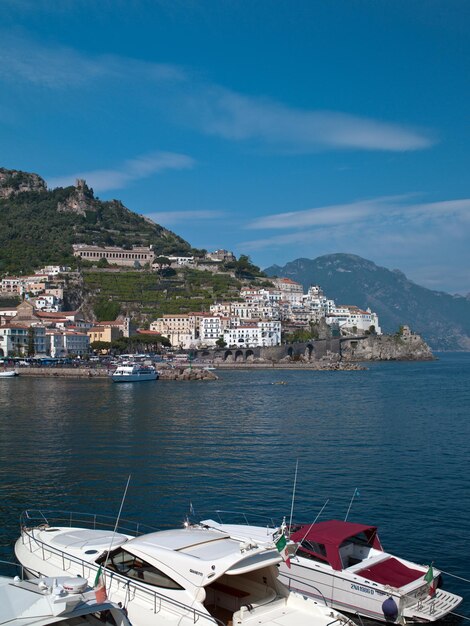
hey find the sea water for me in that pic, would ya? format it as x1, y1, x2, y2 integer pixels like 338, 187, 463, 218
0, 353, 469, 620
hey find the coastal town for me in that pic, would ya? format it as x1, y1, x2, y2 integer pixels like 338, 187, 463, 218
0, 244, 382, 359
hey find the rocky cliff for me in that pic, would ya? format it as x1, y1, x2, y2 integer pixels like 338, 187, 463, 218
341, 329, 435, 361
0, 168, 47, 198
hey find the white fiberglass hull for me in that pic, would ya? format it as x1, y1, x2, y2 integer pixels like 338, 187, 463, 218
111, 372, 157, 382
15, 524, 357, 626
278, 558, 463, 623
200, 521, 463, 624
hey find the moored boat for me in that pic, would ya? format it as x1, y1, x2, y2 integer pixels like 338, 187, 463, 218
0, 370, 19, 378
0, 559, 131, 626
15, 509, 358, 626
200, 516, 463, 624
111, 363, 158, 382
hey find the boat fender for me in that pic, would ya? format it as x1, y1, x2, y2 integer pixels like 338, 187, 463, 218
437, 573, 443, 588
382, 597, 398, 622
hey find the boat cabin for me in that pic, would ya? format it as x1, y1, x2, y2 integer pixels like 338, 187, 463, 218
290, 519, 383, 570
290, 520, 427, 588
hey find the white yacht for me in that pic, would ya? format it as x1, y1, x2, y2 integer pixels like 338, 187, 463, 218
111, 363, 158, 382
200, 517, 463, 624
0, 565, 131, 626
15, 509, 357, 626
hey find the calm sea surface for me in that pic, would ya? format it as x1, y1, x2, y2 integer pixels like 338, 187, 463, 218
1, 353, 469, 620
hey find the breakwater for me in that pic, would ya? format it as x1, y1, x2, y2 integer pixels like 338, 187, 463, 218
14, 366, 218, 381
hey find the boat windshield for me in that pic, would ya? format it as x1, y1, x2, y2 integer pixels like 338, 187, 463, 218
98, 548, 183, 590
298, 540, 328, 563
341, 531, 373, 548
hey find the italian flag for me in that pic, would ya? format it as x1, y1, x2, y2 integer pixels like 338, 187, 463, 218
94, 565, 108, 604
275, 533, 291, 569
424, 564, 436, 597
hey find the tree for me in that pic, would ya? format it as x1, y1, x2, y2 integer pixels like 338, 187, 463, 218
27, 327, 35, 356
154, 256, 171, 273
97, 257, 109, 268
216, 336, 227, 348
94, 299, 121, 322
90, 340, 111, 353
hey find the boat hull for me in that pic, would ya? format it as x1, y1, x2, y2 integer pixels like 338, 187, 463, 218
15, 521, 358, 626
111, 372, 157, 382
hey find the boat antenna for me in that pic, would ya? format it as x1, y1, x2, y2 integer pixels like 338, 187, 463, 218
288, 459, 299, 534
344, 487, 359, 522
292, 498, 329, 557
103, 474, 132, 571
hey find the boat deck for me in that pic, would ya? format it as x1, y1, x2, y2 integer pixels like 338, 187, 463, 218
355, 557, 423, 588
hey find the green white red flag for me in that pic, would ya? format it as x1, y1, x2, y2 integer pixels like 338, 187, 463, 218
275, 533, 291, 568
94, 565, 108, 603
424, 564, 436, 597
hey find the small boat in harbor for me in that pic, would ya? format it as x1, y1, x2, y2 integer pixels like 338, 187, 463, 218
0, 561, 131, 626
0, 370, 18, 378
15, 509, 358, 626
111, 363, 158, 382
200, 516, 463, 624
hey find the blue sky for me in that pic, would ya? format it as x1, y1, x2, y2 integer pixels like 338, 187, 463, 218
1, 0, 469, 294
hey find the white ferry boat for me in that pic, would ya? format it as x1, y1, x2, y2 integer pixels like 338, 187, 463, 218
200, 517, 463, 624
15, 509, 358, 626
111, 363, 158, 382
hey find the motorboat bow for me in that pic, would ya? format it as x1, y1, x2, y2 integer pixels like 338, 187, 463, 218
0, 560, 131, 626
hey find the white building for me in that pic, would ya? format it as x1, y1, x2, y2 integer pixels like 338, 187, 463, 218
223, 320, 281, 348
199, 316, 229, 346
0, 324, 47, 357
30, 294, 61, 313
36, 265, 71, 276
47, 329, 90, 357
326, 306, 382, 335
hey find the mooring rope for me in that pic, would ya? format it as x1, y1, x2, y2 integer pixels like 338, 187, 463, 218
439, 570, 470, 584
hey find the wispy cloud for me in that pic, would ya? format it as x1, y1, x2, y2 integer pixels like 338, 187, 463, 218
0, 34, 434, 152
240, 195, 470, 294
146, 209, 226, 226
47, 151, 195, 192
240, 196, 470, 265
246, 196, 470, 232
182, 88, 435, 152
0, 33, 184, 88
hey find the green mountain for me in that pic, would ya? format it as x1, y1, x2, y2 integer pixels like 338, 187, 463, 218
0, 168, 192, 274
264, 254, 470, 351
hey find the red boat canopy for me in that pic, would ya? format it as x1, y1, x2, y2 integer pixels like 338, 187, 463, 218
290, 520, 383, 571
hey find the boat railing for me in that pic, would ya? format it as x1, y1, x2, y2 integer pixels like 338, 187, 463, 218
280, 572, 330, 607
208, 509, 280, 529
20, 509, 161, 538
0, 558, 26, 579
19, 527, 226, 626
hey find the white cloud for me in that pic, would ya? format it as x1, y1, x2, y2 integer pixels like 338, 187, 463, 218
182, 87, 435, 152
0, 33, 184, 88
0, 34, 434, 152
146, 209, 226, 226
47, 151, 195, 192
246, 196, 470, 231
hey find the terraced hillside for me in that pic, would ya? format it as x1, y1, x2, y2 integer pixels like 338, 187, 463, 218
81, 268, 259, 322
